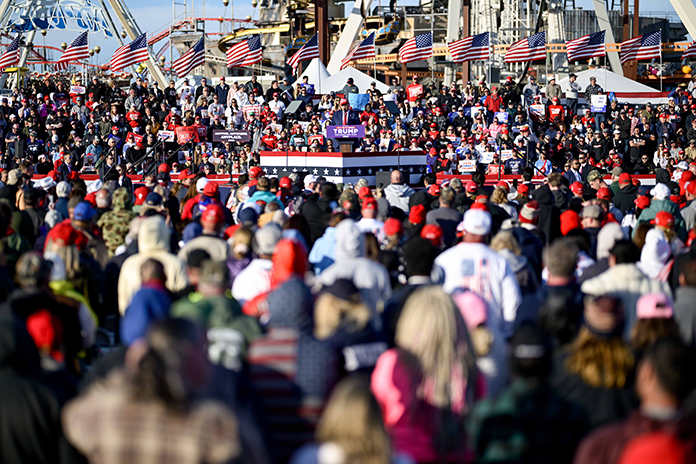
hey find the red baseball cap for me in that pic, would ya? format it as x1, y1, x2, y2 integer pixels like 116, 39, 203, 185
134, 186, 149, 205
428, 184, 441, 196
570, 182, 584, 195
358, 186, 372, 200
203, 181, 219, 197
201, 204, 224, 224
279, 177, 292, 189
249, 166, 264, 179
651, 211, 675, 228
634, 195, 651, 209
384, 217, 403, 236
517, 184, 530, 195
596, 187, 611, 200
421, 224, 443, 246
618, 173, 631, 186
362, 197, 378, 210
158, 163, 171, 174
466, 181, 478, 193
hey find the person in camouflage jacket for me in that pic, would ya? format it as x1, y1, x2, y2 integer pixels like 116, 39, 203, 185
97, 187, 135, 256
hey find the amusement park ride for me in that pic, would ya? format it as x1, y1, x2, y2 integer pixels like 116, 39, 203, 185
0, 0, 695, 87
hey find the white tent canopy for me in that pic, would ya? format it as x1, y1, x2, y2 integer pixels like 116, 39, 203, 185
556, 68, 668, 105
297, 58, 331, 94
322, 66, 390, 94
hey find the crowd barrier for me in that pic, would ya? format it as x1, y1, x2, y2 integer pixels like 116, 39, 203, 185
436, 173, 659, 187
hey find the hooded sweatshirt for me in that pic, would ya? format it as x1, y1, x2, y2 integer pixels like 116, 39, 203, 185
0, 312, 80, 464
118, 216, 188, 314
383, 183, 415, 213
637, 198, 687, 240
318, 220, 392, 324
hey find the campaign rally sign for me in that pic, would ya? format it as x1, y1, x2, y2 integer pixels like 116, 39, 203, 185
70, 85, 85, 94
501, 149, 514, 161
494, 112, 508, 123
176, 126, 199, 144
327, 125, 366, 139
480, 151, 496, 164
591, 95, 607, 113
212, 130, 251, 143
157, 130, 175, 141
529, 104, 545, 117
459, 159, 477, 172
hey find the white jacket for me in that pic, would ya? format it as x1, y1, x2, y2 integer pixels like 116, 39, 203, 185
118, 216, 188, 314
434, 242, 522, 339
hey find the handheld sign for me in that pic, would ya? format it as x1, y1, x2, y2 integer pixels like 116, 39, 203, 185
212, 130, 251, 143
459, 159, 477, 172
157, 130, 175, 141
494, 112, 508, 123
175, 126, 199, 144
501, 149, 514, 161
591, 95, 607, 113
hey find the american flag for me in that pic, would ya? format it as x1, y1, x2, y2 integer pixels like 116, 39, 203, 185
286, 34, 319, 74
55, 32, 90, 71
340, 32, 376, 70
448, 32, 489, 63
620, 31, 661, 64
399, 32, 433, 63
566, 31, 605, 62
0, 36, 21, 72
505, 31, 546, 63
172, 37, 205, 77
110, 33, 149, 71
682, 40, 696, 59
227, 35, 263, 68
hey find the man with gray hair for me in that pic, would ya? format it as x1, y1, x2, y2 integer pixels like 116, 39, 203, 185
383, 169, 414, 213
425, 186, 462, 247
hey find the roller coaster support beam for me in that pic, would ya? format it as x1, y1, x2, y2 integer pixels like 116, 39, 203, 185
105, 0, 169, 87
593, 0, 623, 76
668, 0, 696, 49
326, 0, 374, 74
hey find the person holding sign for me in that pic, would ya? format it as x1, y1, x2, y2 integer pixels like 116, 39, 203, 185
504, 149, 526, 175
590, 91, 608, 131
406, 76, 424, 107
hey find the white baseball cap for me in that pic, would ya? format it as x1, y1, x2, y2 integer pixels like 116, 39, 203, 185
677, 161, 689, 171
304, 174, 317, 187
650, 183, 670, 201
459, 209, 492, 236
196, 177, 210, 193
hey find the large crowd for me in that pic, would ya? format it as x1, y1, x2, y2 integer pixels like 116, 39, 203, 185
1, 69, 696, 464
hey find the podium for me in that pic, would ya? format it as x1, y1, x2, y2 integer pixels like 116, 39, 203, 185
337, 139, 356, 153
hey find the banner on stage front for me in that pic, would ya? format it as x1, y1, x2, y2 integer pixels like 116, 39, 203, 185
327, 125, 365, 138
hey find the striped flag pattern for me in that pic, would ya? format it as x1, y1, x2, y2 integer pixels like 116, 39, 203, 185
172, 37, 205, 77
620, 31, 661, 64
226, 35, 263, 68
55, 32, 90, 71
286, 34, 319, 74
448, 32, 490, 63
682, 40, 696, 59
0, 36, 21, 71
399, 32, 433, 64
505, 31, 546, 63
110, 33, 149, 71
566, 31, 606, 62
340, 32, 376, 70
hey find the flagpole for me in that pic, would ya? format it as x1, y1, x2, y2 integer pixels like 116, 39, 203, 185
659, 54, 663, 92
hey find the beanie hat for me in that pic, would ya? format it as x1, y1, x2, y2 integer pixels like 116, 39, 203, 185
519, 200, 540, 225
409, 204, 426, 225
560, 210, 581, 236
384, 217, 403, 236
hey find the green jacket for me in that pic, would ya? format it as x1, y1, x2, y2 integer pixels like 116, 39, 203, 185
636, 198, 687, 240
171, 293, 263, 371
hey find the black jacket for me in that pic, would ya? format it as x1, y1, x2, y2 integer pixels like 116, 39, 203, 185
0, 311, 84, 464
612, 183, 639, 214
300, 196, 334, 247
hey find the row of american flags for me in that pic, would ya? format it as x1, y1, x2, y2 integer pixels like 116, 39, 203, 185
0, 28, 693, 75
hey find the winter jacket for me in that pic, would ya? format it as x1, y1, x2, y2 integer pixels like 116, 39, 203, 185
300, 196, 334, 247
0, 312, 82, 464
637, 198, 687, 240
580, 264, 672, 338
613, 184, 639, 215
318, 220, 392, 321
674, 287, 696, 347
308, 226, 337, 275
120, 282, 172, 345
383, 183, 415, 213
118, 216, 188, 314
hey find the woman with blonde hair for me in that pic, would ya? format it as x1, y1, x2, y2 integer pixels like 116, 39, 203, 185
290, 376, 413, 464
490, 186, 518, 219
371, 286, 476, 463
551, 295, 637, 429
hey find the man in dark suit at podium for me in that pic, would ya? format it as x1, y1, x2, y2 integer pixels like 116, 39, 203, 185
331, 99, 360, 126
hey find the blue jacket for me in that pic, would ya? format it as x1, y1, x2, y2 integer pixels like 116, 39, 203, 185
308, 227, 336, 275
120, 283, 172, 345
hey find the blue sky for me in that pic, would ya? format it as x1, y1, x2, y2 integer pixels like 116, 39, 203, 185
29, 0, 689, 66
